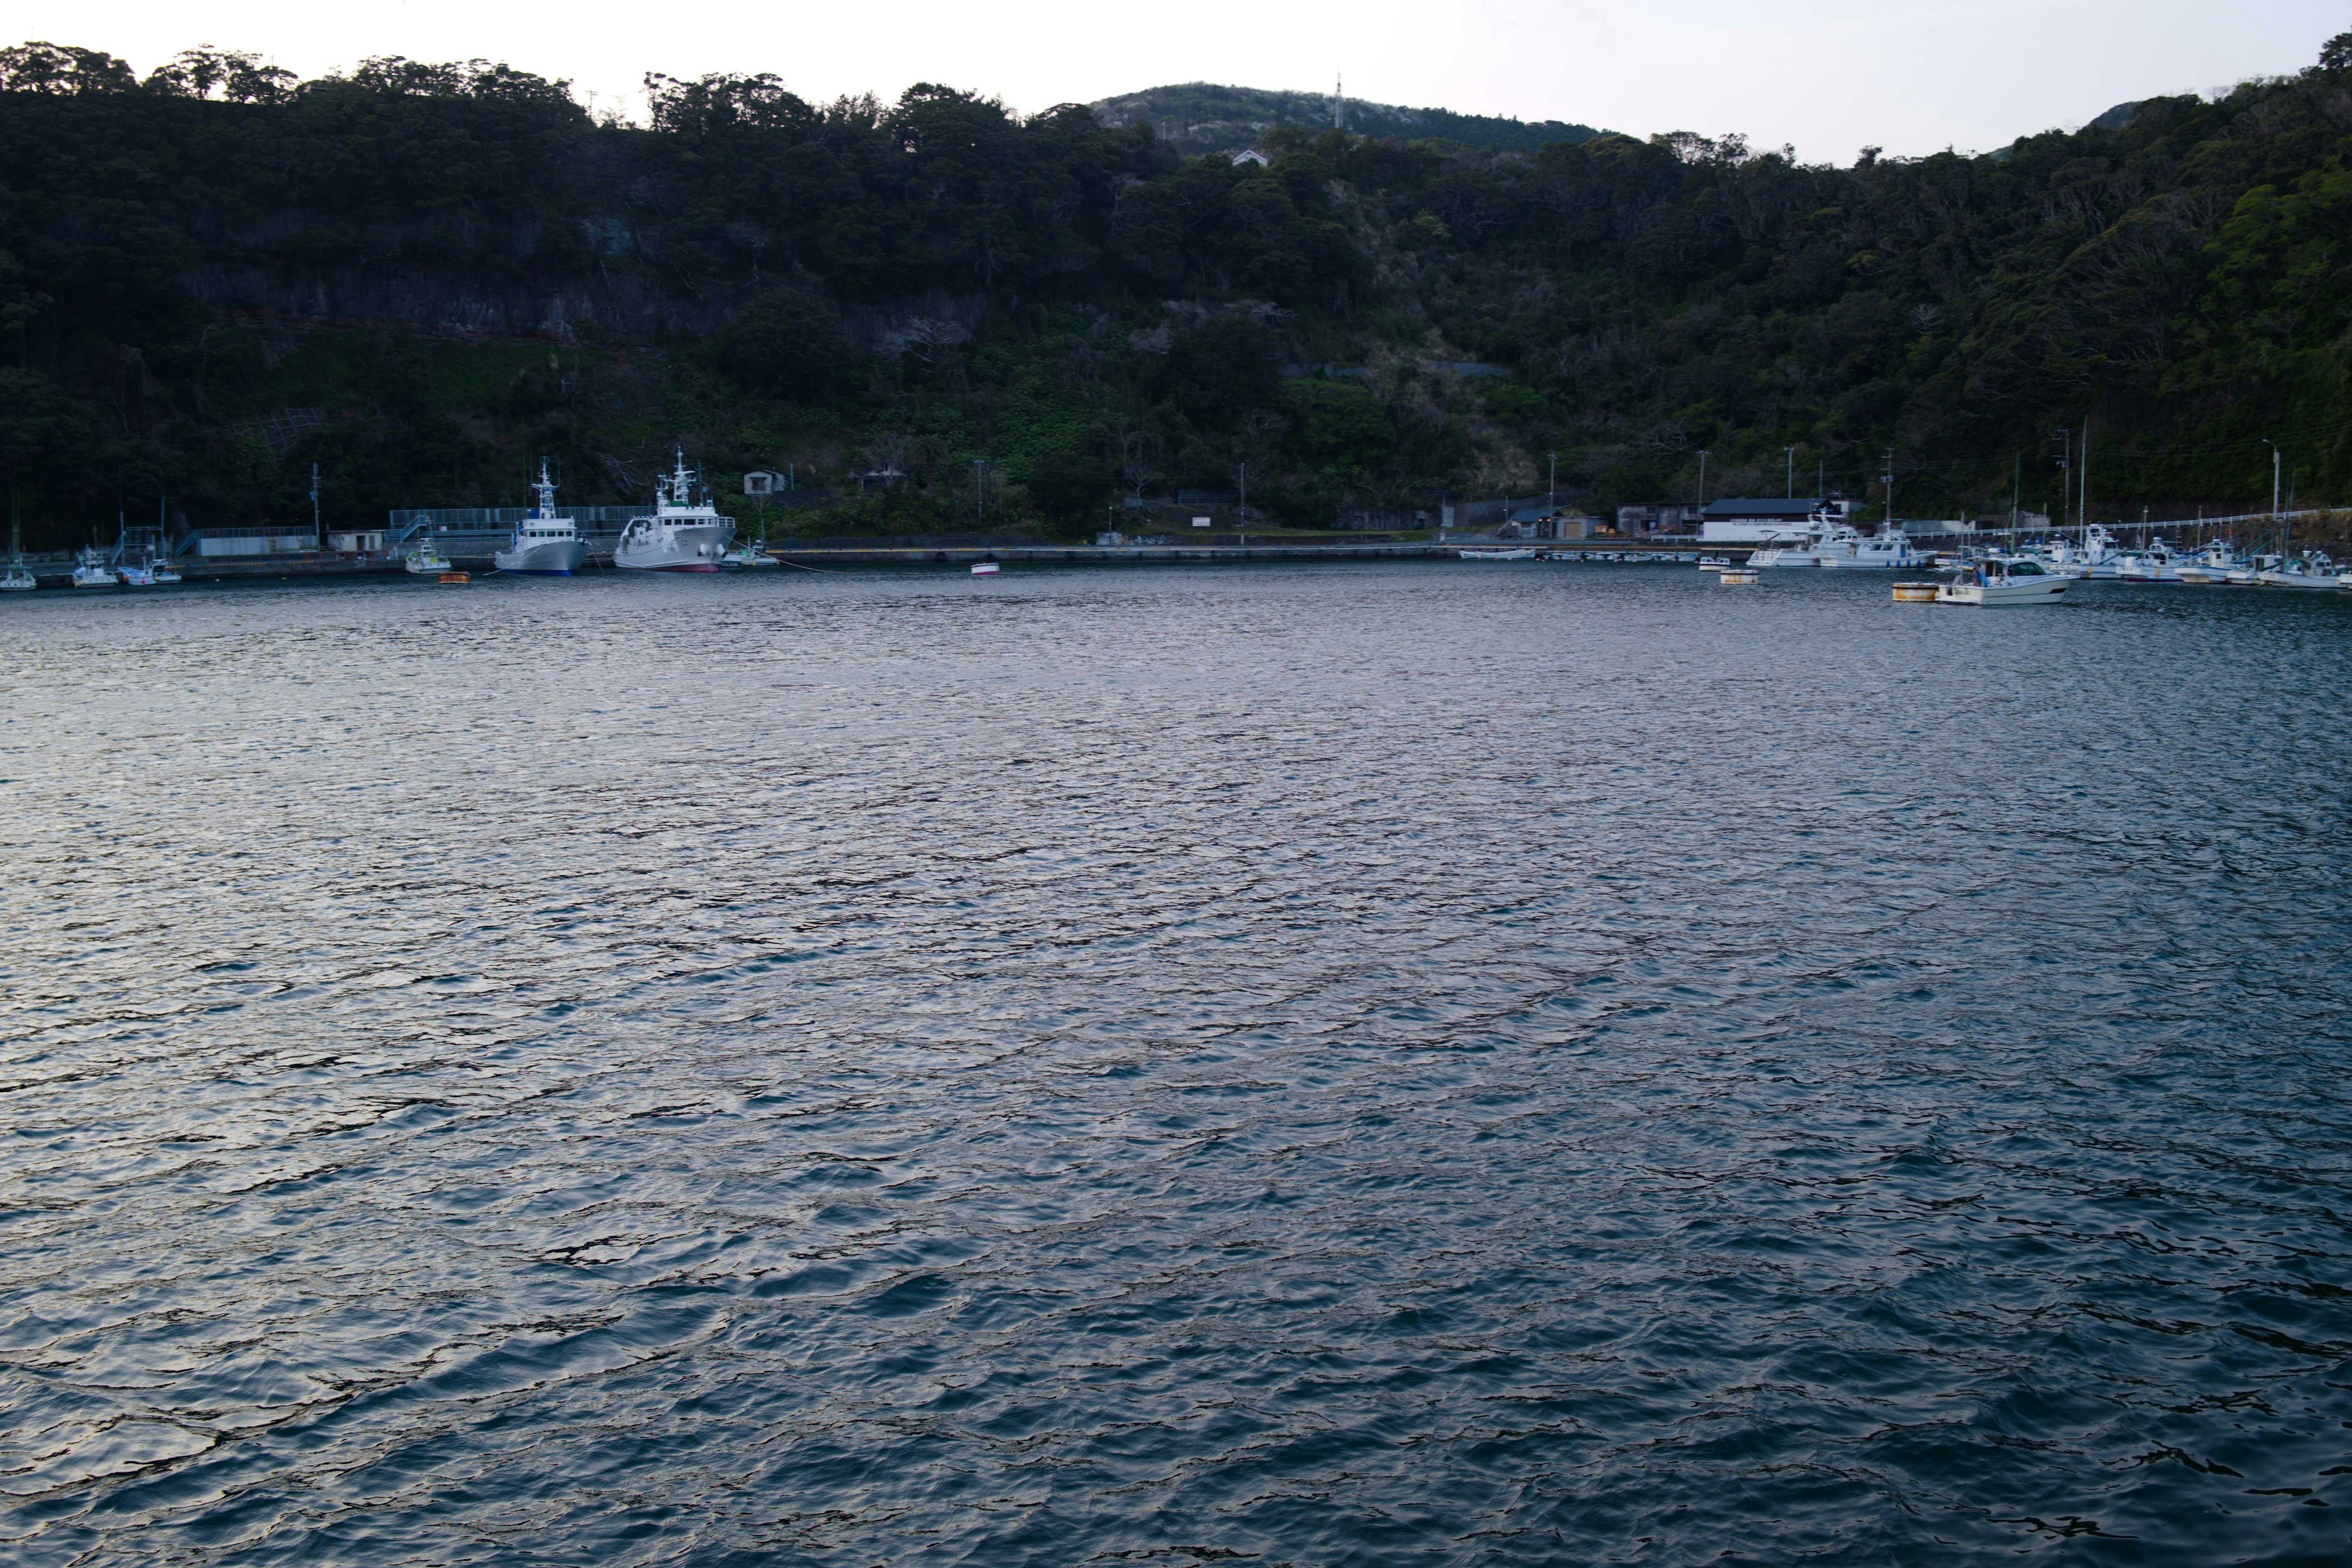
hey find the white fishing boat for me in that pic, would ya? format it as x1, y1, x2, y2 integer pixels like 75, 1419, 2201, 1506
1697, 556, 1732, 571
1936, 557, 2069, 606
2225, 553, 2280, 586
405, 540, 453, 575
617, 451, 736, 572
1458, 548, 1537, 561
494, 462, 590, 575
4, 507, 35, 590
2114, 542, 2186, 582
970, 560, 1000, 575
2040, 524, 2125, 578
722, 542, 780, 568
2175, 543, 2243, 584
71, 548, 118, 588
2256, 552, 2337, 590
1752, 522, 1924, 569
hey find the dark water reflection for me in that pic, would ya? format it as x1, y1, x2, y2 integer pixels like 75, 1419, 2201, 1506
3, 564, 2349, 1563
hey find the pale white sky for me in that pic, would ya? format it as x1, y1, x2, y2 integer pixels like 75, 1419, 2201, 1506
13, 0, 2344, 160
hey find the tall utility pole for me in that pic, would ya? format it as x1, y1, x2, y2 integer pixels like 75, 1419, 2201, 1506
973, 459, 986, 527
1696, 450, 1709, 508
1237, 461, 1248, 548
1548, 451, 1557, 511
309, 462, 322, 549
2011, 451, 2021, 545
1785, 446, 1795, 499
1882, 448, 1895, 527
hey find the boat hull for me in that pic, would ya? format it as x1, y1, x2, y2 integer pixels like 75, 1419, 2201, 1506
616, 521, 734, 571
1937, 578, 2069, 606
494, 539, 590, 575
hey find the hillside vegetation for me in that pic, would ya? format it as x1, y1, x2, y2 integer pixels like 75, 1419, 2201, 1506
2, 37, 2351, 546
1087, 83, 1607, 157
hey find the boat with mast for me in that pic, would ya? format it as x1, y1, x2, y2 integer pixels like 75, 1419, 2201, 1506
494, 461, 590, 575
2, 498, 32, 591
617, 451, 736, 572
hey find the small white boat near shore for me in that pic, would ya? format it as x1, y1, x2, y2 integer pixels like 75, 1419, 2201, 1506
970, 560, 1000, 575
1459, 548, 1537, 561
71, 548, 117, 588
405, 541, 453, 575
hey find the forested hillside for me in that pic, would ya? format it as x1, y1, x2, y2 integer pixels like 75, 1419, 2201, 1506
1087, 83, 1606, 157
3, 36, 2351, 547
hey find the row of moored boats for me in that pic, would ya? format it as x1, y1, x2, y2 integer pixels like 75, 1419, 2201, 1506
4, 454, 775, 592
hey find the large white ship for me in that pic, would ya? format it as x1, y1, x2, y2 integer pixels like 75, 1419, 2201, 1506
496, 462, 591, 575
616, 453, 735, 573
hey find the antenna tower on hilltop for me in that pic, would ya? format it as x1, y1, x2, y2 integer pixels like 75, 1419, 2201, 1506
1333, 74, 1344, 132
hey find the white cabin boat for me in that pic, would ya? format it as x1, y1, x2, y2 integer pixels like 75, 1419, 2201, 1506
2, 562, 34, 591
2114, 542, 2186, 582
617, 452, 735, 572
1936, 557, 2069, 605
71, 548, 117, 588
2256, 552, 2337, 590
1752, 523, 1924, 569
2174, 544, 2243, 584
495, 463, 590, 575
1458, 548, 1536, 561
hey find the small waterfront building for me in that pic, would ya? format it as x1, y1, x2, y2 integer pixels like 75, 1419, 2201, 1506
744, 470, 786, 496
1617, 503, 1706, 536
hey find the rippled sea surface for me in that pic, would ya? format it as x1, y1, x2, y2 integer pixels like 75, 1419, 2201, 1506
5, 562, 2351, 1564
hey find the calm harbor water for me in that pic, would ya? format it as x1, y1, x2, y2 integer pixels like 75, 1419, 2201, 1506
3, 563, 2350, 1564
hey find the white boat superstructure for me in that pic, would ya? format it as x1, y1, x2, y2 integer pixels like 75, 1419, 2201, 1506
617, 452, 736, 572
2043, 525, 2125, 578
2175, 543, 2243, 584
2256, 551, 2337, 590
1752, 522, 1924, 569
405, 541, 454, 575
71, 548, 117, 588
1936, 556, 2070, 606
4, 507, 34, 590
495, 462, 591, 576
2114, 542, 2185, 582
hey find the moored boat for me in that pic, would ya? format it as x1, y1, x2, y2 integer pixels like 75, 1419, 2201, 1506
2256, 551, 2337, 590
494, 462, 591, 575
405, 541, 454, 575
71, 548, 118, 588
617, 452, 736, 571
1753, 522, 1924, 569
1458, 548, 1537, 561
1936, 556, 2069, 606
